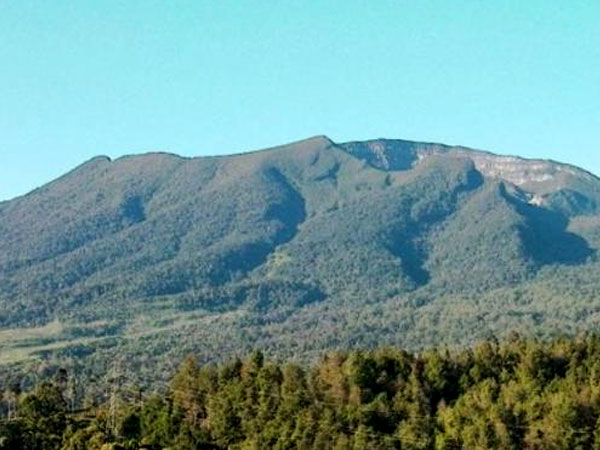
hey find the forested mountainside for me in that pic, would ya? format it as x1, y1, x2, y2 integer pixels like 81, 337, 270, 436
3, 336, 600, 449
1, 136, 600, 383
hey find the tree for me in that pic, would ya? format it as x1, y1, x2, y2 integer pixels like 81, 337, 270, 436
20, 382, 68, 450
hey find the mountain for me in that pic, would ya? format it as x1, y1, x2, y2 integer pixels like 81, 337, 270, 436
1, 136, 600, 381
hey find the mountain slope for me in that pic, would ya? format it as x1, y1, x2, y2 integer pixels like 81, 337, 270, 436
1, 136, 600, 380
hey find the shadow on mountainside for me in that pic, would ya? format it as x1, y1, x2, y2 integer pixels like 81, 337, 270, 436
385, 166, 485, 288
502, 185, 595, 266
218, 167, 307, 281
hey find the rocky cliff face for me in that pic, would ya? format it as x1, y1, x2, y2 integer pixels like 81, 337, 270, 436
340, 139, 600, 215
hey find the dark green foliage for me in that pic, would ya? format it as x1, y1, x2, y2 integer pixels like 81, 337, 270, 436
1, 382, 67, 449
5, 336, 600, 449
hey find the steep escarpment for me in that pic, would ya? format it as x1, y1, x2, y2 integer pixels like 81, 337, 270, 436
341, 138, 600, 216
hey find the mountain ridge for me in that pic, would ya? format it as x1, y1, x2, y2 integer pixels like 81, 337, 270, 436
1, 136, 600, 382
341, 136, 600, 178
6, 135, 597, 204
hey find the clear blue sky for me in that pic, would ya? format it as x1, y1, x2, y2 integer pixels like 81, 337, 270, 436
1, 0, 599, 201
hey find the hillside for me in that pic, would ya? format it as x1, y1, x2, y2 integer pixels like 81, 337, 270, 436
1, 136, 600, 382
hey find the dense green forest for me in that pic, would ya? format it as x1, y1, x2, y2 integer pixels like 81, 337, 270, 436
4, 335, 600, 449
2, 137, 600, 385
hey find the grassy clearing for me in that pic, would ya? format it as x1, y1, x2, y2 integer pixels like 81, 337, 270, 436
0, 319, 64, 345
0, 310, 241, 365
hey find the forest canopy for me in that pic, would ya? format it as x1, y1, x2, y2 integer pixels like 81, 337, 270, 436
3, 335, 600, 449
